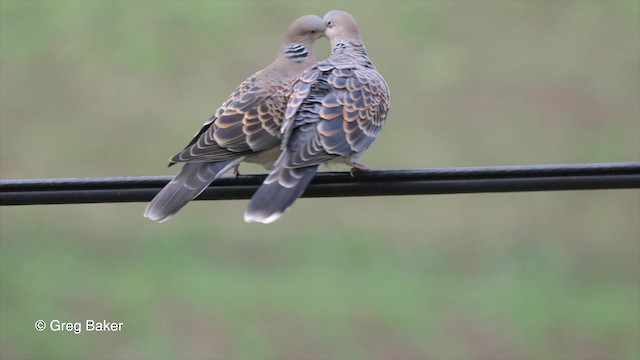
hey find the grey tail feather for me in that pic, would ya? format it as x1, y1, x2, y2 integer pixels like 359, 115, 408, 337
144, 159, 240, 223
244, 165, 318, 224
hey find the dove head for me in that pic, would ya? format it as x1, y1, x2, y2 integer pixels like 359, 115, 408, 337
279, 15, 325, 66
323, 10, 362, 48
284, 15, 326, 47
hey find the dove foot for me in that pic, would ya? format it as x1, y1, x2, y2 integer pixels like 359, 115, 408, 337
349, 161, 370, 177
232, 165, 241, 179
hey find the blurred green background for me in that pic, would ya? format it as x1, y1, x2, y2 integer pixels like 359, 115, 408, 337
1, 1, 638, 359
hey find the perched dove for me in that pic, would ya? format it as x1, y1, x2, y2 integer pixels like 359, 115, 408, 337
244, 10, 390, 224
145, 15, 326, 222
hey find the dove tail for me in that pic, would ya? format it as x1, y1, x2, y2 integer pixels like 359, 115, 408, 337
144, 159, 240, 223
244, 165, 318, 224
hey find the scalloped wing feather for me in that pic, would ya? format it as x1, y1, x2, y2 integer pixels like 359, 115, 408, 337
170, 77, 288, 164
279, 61, 390, 169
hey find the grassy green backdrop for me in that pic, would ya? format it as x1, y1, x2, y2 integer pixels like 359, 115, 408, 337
1, 1, 638, 359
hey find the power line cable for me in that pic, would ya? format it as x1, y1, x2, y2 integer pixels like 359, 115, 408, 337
1, 162, 638, 206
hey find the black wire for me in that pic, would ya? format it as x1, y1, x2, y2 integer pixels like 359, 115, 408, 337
1, 162, 639, 205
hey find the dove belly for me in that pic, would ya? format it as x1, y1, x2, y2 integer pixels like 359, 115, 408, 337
245, 146, 282, 170
323, 154, 363, 167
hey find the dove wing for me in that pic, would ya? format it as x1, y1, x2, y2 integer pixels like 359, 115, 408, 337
169, 76, 286, 164
280, 62, 390, 168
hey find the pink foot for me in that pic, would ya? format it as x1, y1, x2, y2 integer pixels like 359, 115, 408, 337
232, 165, 241, 179
349, 161, 370, 177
